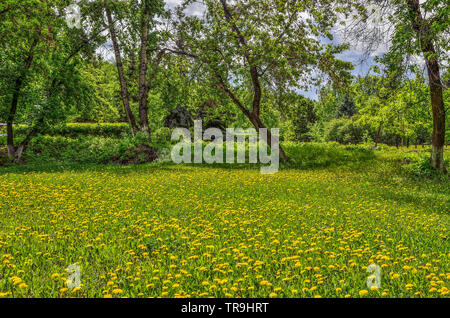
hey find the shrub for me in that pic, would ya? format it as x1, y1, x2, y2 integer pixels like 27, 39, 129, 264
402, 154, 449, 179
152, 127, 173, 148
165, 140, 374, 170
14, 123, 131, 139
323, 117, 365, 144
283, 142, 374, 169
25, 135, 135, 165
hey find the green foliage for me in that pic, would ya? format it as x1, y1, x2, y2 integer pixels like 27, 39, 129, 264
171, 0, 354, 149
283, 142, 374, 169
323, 117, 366, 144
336, 94, 357, 118
291, 97, 317, 142
22, 132, 159, 166
151, 127, 173, 148
0, 0, 107, 161
400, 153, 449, 180
74, 60, 122, 123
166, 140, 374, 170
24, 135, 132, 165
409, 156, 439, 179
311, 72, 445, 149
13, 123, 131, 139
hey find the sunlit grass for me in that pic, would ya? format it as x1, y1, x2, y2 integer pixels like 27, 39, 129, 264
0, 154, 448, 298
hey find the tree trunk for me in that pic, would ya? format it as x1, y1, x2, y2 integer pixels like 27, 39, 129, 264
105, 0, 138, 137
250, 114, 289, 163
407, 0, 447, 173
15, 122, 41, 161
216, 0, 290, 163
216, 76, 290, 163
427, 60, 446, 172
375, 123, 382, 147
6, 77, 20, 158
6, 37, 39, 160
138, 0, 151, 143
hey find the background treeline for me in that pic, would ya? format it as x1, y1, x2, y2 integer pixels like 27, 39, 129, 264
0, 0, 448, 173
21, 60, 446, 149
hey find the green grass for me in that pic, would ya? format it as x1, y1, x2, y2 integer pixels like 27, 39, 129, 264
0, 149, 448, 298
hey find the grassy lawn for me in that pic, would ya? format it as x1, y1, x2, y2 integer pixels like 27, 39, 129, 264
0, 153, 449, 298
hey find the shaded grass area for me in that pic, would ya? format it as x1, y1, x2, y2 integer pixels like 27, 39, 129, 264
1, 140, 374, 171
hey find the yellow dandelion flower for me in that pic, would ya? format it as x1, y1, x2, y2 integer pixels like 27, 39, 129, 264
359, 290, 368, 296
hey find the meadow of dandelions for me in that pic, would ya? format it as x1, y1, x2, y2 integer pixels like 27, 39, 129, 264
0, 165, 448, 298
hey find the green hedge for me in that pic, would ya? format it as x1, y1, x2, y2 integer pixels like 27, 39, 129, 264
15, 135, 374, 168
22, 134, 158, 165
13, 123, 132, 139
163, 140, 374, 169
284, 142, 374, 168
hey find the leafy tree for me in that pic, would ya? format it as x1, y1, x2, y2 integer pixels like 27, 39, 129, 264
349, 0, 449, 172
0, 0, 105, 160
75, 58, 122, 123
103, 0, 164, 141
169, 0, 354, 162
323, 116, 365, 144
337, 94, 357, 118
353, 74, 395, 147
292, 97, 317, 142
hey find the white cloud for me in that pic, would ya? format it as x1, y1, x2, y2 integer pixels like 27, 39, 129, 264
333, 3, 394, 59
165, 0, 206, 17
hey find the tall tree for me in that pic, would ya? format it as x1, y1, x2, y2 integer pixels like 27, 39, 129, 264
104, 0, 138, 136
171, 0, 354, 162
103, 0, 163, 141
405, 0, 447, 172
346, 0, 448, 172
0, 0, 105, 160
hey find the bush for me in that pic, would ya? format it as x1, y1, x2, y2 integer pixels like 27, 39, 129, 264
25, 135, 127, 164
23, 132, 160, 166
14, 123, 131, 139
151, 127, 173, 149
283, 142, 374, 169
401, 154, 449, 179
165, 140, 374, 170
323, 117, 365, 144
0, 149, 10, 166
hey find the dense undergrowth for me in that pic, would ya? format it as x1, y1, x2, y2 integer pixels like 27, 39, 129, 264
0, 124, 448, 181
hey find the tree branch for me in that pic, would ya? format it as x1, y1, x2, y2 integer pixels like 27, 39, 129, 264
219, 0, 261, 117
